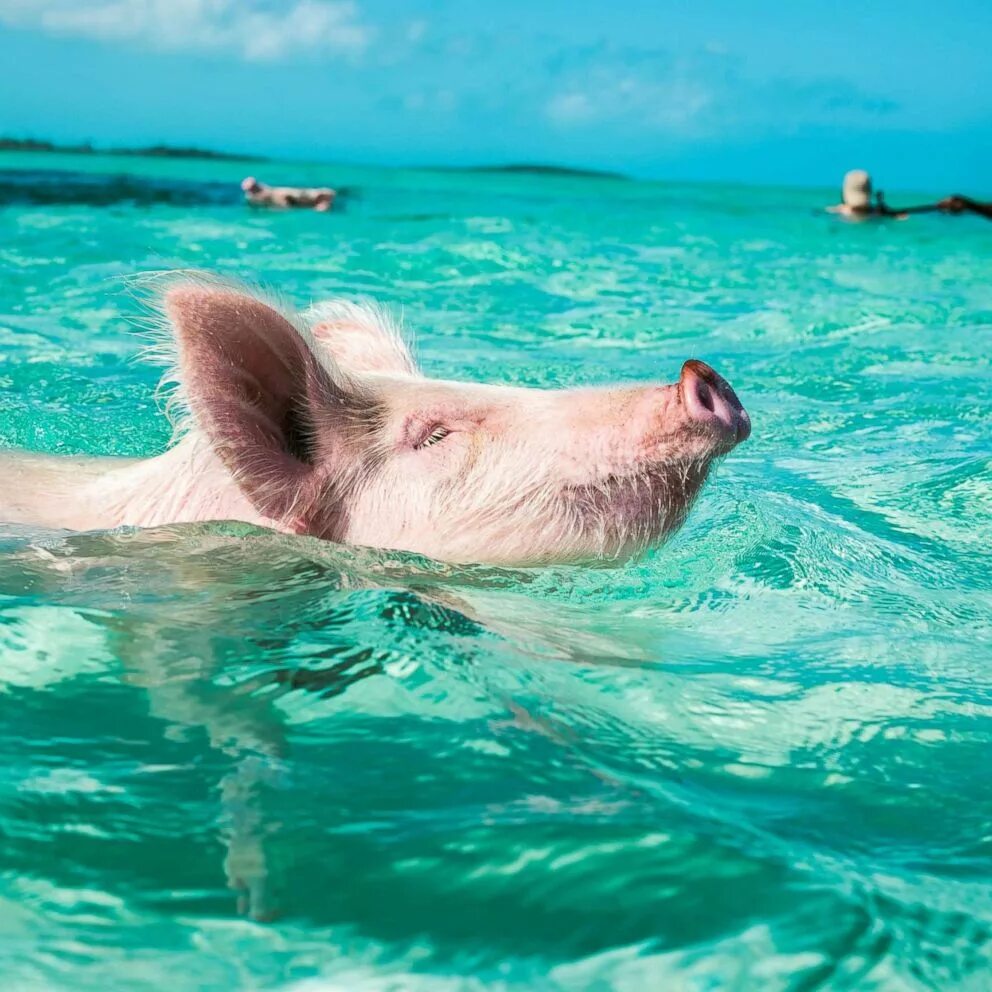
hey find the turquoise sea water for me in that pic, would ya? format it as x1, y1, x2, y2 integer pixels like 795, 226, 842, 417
1, 151, 991, 990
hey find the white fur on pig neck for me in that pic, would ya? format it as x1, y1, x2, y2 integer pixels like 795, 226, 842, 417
0, 438, 271, 534
92, 434, 274, 531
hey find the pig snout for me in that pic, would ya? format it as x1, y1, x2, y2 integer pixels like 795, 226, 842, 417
680, 359, 751, 446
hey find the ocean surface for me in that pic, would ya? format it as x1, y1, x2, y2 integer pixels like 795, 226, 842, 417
1, 151, 990, 991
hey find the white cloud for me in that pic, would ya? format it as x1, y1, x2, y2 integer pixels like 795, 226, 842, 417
0, 0, 371, 61
406, 19, 427, 44
546, 92, 594, 124
541, 47, 896, 139
546, 69, 713, 134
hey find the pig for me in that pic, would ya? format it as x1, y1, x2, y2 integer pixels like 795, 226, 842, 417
0, 279, 750, 566
241, 176, 335, 212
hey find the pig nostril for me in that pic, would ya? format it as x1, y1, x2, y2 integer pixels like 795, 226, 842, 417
680, 358, 749, 444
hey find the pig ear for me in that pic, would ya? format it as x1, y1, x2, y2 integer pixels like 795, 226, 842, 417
308, 300, 417, 377
164, 284, 343, 532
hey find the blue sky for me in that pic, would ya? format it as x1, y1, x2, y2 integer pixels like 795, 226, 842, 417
1, 0, 990, 190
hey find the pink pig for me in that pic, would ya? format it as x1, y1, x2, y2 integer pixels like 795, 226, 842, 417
0, 280, 750, 565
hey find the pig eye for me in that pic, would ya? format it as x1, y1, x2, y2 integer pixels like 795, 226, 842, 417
416, 425, 451, 449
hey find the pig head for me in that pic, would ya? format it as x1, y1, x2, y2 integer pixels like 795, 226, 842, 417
159, 281, 750, 565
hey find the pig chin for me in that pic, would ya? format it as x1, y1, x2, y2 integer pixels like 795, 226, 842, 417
560, 454, 714, 563
554, 362, 750, 562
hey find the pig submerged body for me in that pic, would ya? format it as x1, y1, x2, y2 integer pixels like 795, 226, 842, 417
0, 280, 750, 565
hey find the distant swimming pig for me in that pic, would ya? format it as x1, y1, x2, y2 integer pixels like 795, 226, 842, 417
241, 177, 335, 211
0, 280, 750, 565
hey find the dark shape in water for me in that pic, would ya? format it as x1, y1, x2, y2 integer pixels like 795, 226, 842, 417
0, 167, 242, 207
0, 168, 355, 209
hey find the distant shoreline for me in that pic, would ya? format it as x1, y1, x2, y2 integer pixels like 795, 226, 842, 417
436, 163, 628, 181
0, 137, 267, 162
0, 138, 626, 181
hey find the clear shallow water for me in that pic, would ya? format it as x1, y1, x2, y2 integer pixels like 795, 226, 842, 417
1, 151, 991, 991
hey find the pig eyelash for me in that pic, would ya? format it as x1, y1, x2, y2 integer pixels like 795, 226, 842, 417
416, 425, 451, 450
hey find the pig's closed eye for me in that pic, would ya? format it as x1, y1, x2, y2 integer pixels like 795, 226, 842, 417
416, 425, 451, 449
